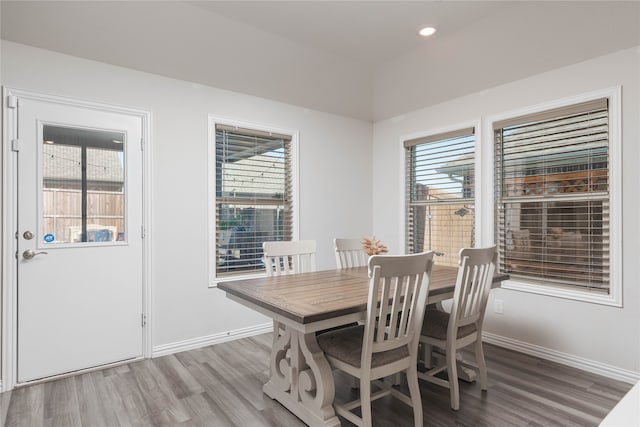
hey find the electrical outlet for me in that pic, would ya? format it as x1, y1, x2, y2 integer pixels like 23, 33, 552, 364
494, 299, 504, 314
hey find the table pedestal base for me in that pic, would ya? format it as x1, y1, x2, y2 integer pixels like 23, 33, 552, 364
264, 326, 341, 427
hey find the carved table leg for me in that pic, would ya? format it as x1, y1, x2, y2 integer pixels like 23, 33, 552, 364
263, 326, 340, 427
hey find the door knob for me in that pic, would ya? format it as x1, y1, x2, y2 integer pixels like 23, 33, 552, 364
23, 249, 48, 260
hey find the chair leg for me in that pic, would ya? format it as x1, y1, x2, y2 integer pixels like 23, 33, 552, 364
393, 372, 401, 386
475, 338, 488, 391
350, 376, 360, 389
406, 367, 423, 427
360, 379, 372, 427
446, 345, 460, 411
423, 343, 433, 368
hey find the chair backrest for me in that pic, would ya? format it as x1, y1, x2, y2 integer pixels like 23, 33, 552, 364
263, 240, 317, 276
362, 251, 434, 368
334, 238, 368, 269
448, 246, 497, 335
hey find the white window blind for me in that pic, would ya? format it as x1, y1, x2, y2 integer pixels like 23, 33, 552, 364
215, 125, 293, 277
495, 98, 610, 292
405, 128, 475, 267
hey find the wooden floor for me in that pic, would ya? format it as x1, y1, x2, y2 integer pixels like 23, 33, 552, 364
0, 333, 632, 427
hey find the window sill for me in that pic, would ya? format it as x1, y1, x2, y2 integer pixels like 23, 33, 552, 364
502, 279, 622, 307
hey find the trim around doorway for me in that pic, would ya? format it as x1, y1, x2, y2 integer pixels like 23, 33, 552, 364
1, 87, 153, 391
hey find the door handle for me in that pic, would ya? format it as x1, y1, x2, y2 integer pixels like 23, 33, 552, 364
23, 250, 48, 260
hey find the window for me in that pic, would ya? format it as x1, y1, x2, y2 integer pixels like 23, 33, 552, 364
213, 123, 294, 280
42, 125, 126, 244
494, 98, 613, 297
405, 127, 476, 266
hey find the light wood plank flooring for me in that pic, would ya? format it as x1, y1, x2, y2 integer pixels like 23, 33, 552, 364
0, 333, 632, 426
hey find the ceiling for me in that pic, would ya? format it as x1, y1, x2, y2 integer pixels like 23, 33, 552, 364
2, 1, 639, 122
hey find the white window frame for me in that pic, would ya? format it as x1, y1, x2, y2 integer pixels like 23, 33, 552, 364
486, 87, 622, 306
400, 120, 483, 253
207, 116, 299, 287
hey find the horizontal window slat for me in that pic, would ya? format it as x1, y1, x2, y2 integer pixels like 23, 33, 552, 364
502, 121, 608, 146
493, 98, 607, 130
414, 150, 475, 165
404, 128, 474, 148
409, 198, 475, 207
217, 196, 288, 203
501, 112, 608, 139
411, 182, 475, 192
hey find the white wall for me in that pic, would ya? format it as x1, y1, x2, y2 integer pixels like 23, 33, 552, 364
372, 46, 640, 376
0, 41, 373, 350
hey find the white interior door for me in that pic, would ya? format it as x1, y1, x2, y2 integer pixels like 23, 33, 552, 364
16, 96, 144, 383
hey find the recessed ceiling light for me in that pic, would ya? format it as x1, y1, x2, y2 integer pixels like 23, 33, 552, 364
418, 26, 437, 37
44, 140, 55, 144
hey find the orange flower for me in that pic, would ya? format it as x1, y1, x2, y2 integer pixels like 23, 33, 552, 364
362, 237, 389, 256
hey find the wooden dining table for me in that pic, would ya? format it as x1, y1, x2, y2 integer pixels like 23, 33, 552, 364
218, 265, 509, 427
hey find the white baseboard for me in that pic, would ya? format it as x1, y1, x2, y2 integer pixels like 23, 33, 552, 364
151, 325, 639, 384
152, 323, 272, 358
483, 332, 640, 384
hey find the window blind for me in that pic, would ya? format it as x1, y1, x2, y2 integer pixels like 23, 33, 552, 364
405, 129, 475, 267
495, 98, 610, 292
215, 126, 293, 277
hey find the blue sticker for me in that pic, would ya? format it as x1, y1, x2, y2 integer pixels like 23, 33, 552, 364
43, 233, 55, 243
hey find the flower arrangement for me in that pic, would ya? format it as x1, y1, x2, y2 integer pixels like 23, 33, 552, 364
362, 237, 389, 256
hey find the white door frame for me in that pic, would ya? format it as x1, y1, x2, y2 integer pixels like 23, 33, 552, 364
1, 87, 153, 391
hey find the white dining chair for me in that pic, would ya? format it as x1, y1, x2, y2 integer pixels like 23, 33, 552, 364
418, 246, 497, 410
263, 240, 317, 276
262, 240, 317, 347
318, 251, 434, 427
333, 238, 368, 269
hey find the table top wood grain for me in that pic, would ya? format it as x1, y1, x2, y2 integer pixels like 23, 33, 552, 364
218, 266, 509, 325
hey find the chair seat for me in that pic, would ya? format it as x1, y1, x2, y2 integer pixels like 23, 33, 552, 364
421, 309, 476, 341
318, 325, 409, 369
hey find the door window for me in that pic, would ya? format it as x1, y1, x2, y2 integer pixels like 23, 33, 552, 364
41, 125, 126, 244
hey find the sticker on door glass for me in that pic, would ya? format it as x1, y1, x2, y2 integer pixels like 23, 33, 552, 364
43, 233, 55, 243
